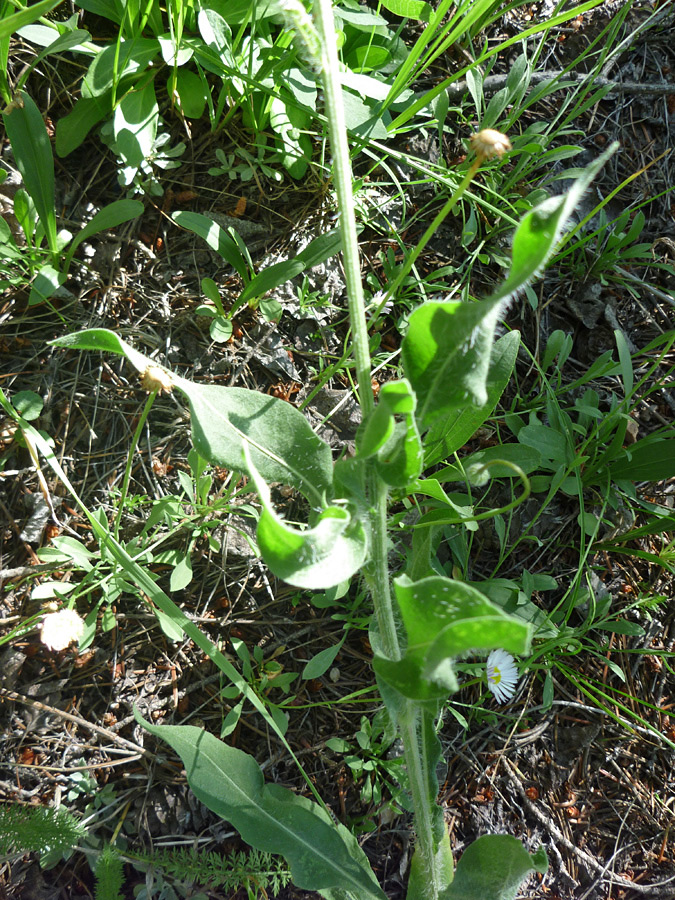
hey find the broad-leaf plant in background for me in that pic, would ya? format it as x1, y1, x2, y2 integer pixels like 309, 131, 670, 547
2, 0, 620, 897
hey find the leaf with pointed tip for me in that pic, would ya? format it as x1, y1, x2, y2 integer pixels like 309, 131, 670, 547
136, 715, 387, 900
403, 146, 617, 432
3, 91, 57, 254
374, 576, 530, 701
423, 331, 520, 466
49, 329, 333, 503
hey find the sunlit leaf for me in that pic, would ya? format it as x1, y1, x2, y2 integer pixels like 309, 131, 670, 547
444, 835, 547, 900
136, 716, 388, 900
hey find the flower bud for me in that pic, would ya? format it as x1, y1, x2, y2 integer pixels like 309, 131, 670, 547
140, 365, 174, 394
470, 129, 512, 161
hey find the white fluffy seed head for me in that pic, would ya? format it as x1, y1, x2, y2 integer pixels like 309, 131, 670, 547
40, 608, 85, 651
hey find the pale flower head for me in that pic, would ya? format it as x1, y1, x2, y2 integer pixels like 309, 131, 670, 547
486, 649, 518, 703
40, 608, 85, 651
139, 365, 174, 395
470, 129, 512, 161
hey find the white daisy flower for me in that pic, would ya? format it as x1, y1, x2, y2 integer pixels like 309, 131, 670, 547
40, 608, 85, 652
486, 649, 518, 703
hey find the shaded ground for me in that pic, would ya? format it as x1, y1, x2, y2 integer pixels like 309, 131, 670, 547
2, 1, 675, 898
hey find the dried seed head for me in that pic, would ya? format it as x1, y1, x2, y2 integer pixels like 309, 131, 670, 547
470, 129, 512, 161
140, 365, 174, 394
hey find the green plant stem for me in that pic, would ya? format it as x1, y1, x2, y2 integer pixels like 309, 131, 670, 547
313, 0, 373, 423
399, 702, 444, 897
313, 0, 400, 660
113, 390, 157, 539
364, 473, 399, 660
313, 2, 446, 896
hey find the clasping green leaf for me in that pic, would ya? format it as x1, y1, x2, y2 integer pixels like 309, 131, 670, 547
245, 444, 367, 590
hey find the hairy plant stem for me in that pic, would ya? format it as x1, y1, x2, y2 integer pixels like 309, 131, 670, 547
313, 0, 373, 423
313, 0, 398, 657
313, 1, 446, 896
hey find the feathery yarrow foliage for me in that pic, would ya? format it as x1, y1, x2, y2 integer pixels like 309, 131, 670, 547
0, 803, 85, 856
128, 846, 292, 896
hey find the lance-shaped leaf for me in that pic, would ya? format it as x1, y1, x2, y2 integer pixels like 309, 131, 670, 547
2, 91, 57, 256
0, 0, 64, 42
63, 199, 143, 270
374, 576, 530, 701
137, 716, 388, 900
402, 145, 617, 431
49, 329, 333, 503
173, 210, 250, 279
245, 444, 367, 589
444, 835, 547, 900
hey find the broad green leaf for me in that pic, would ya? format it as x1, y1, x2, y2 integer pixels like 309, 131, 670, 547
402, 296, 505, 429
375, 576, 530, 701
76, 0, 124, 24
246, 447, 367, 590
270, 96, 311, 180
423, 331, 520, 465
157, 34, 193, 67
210, 317, 233, 342
170, 553, 193, 592
197, 3, 232, 49
610, 436, 675, 482
49, 329, 334, 502
81, 39, 158, 99
174, 67, 207, 118
18, 26, 91, 59
518, 423, 569, 465
172, 211, 249, 280
2, 91, 57, 255
404, 147, 617, 431
56, 95, 111, 156
301, 633, 346, 679
0, 0, 64, 41
378, 0, 431, 20
29, 263, 65, 305
341, 89, 389, 139
183, 383, 333, 503
136, 716, 388, 900
444, 835, 547, 900
12, 390, 43, 421
64, 199, 143, 269
113, 82, 158, 169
